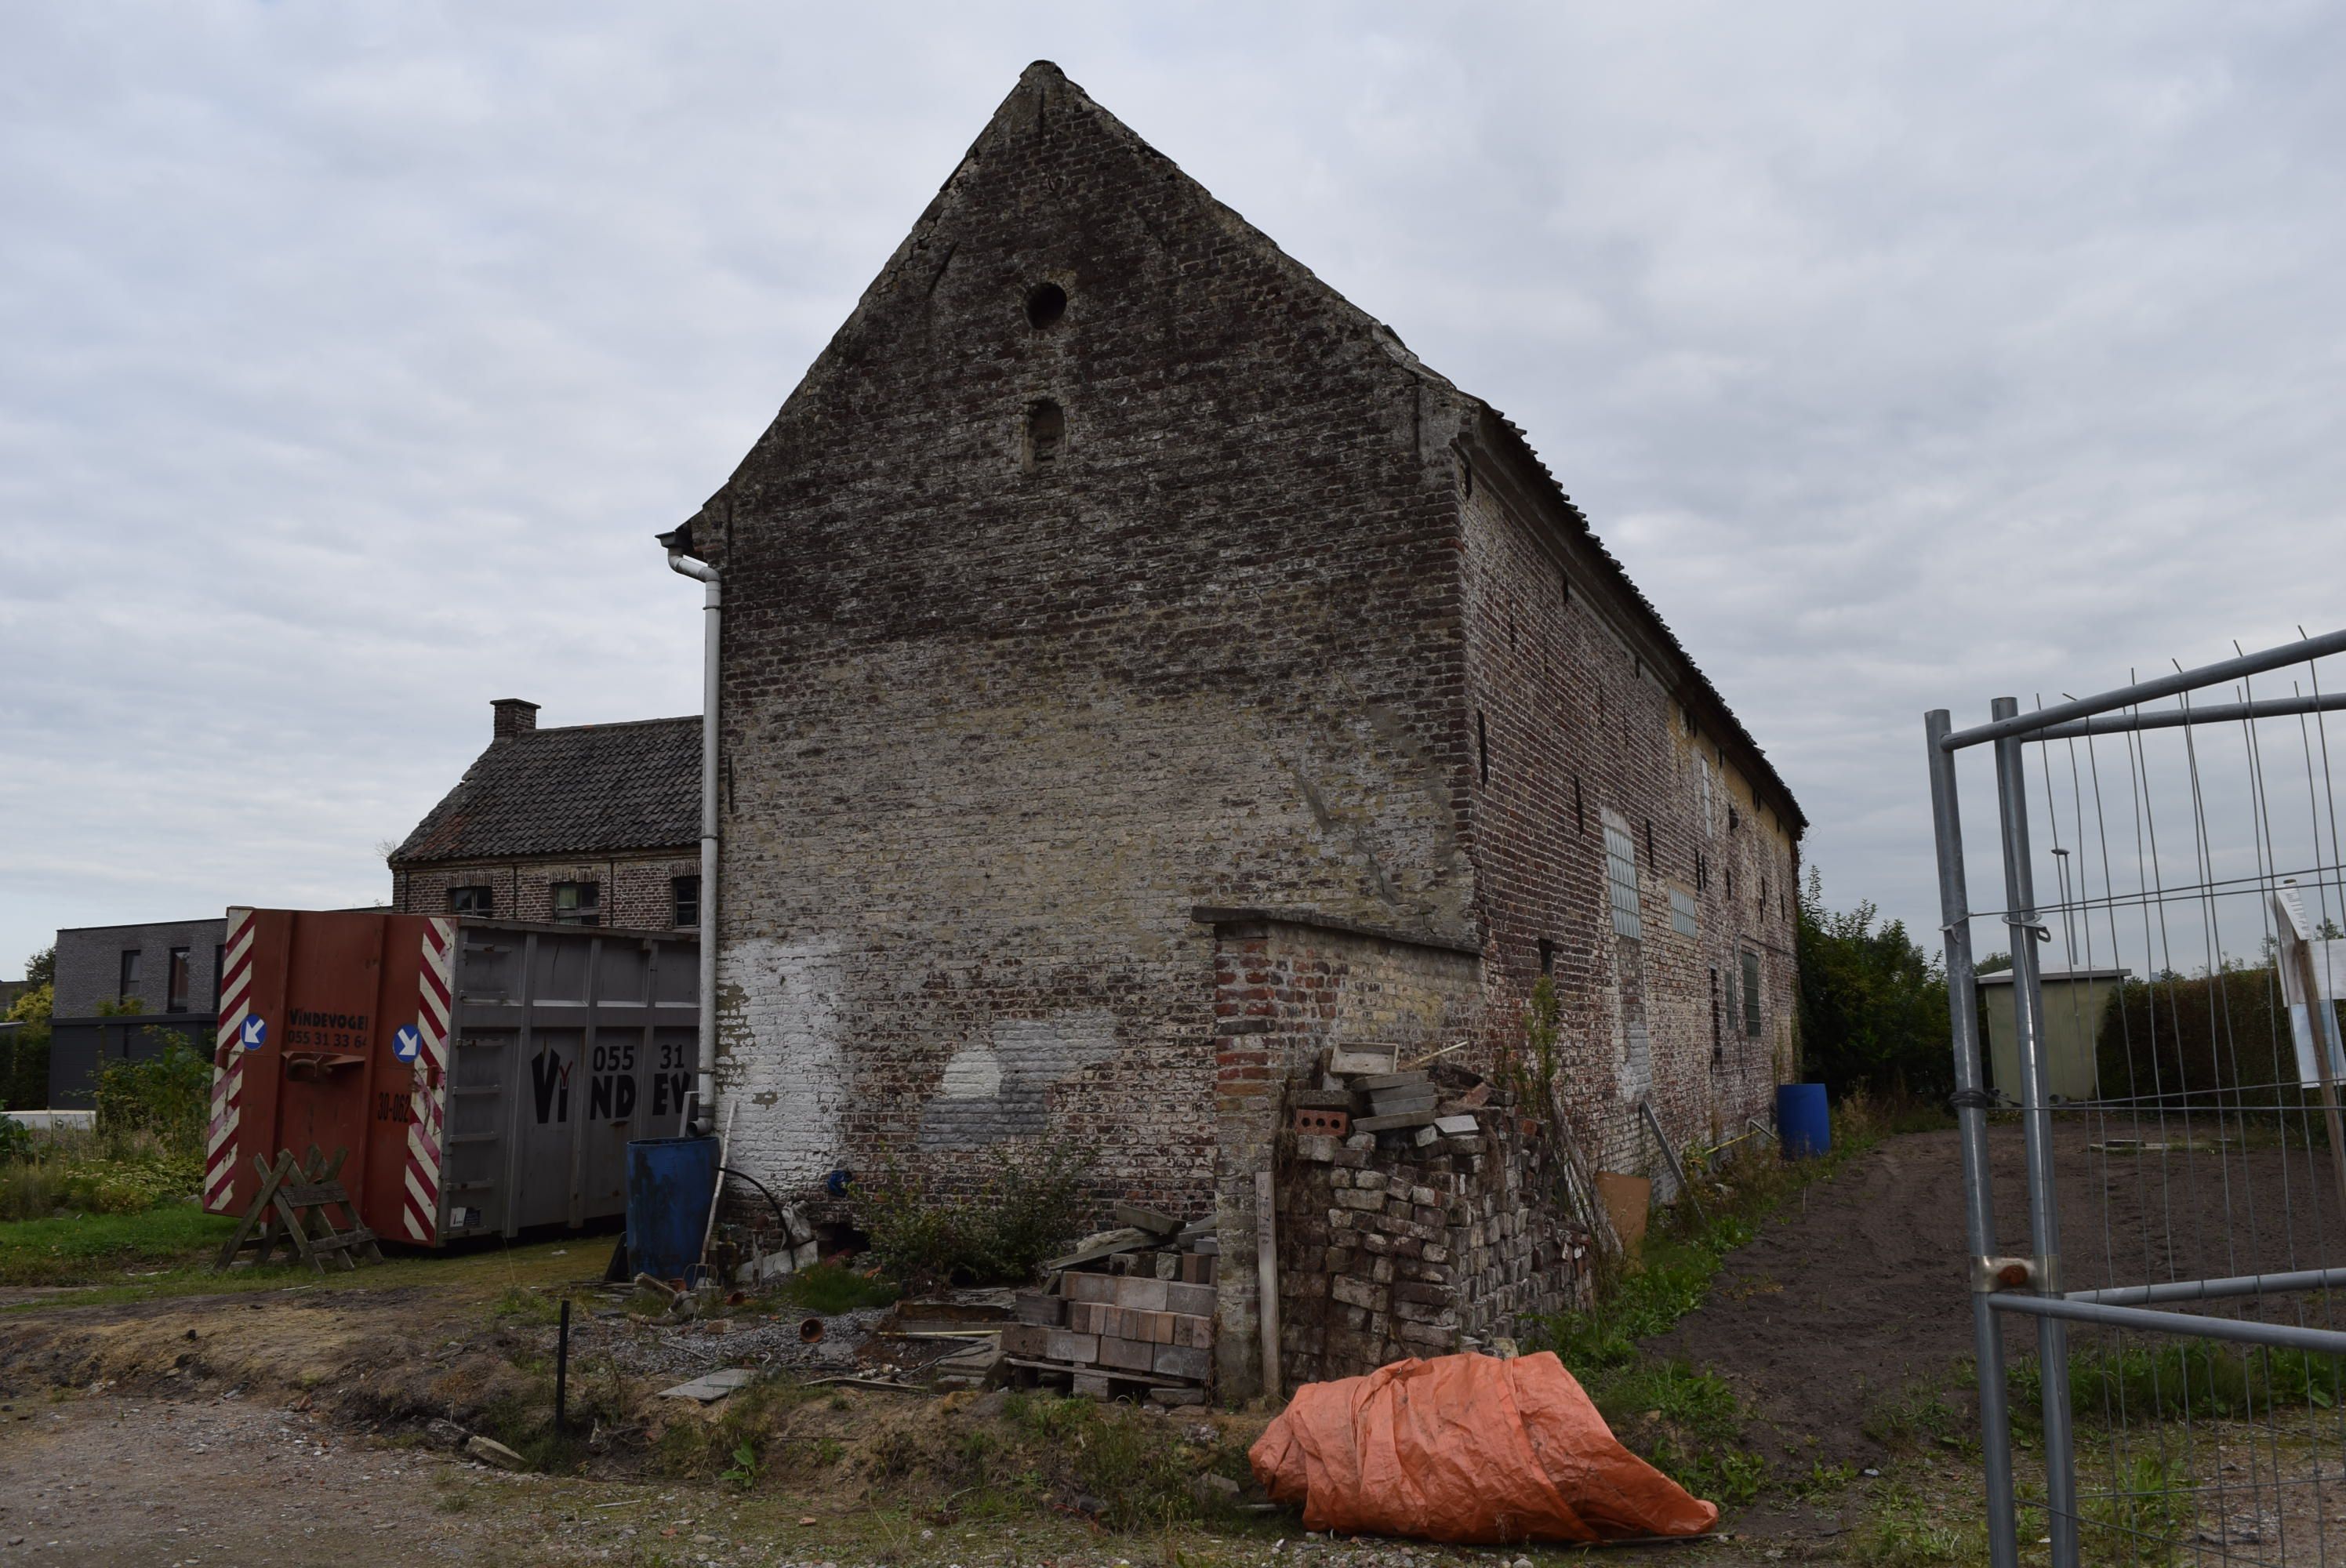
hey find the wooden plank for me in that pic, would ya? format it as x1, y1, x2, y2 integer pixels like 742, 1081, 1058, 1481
1043, 1229, 1152, 1272
1111, 1203, 1181, 1236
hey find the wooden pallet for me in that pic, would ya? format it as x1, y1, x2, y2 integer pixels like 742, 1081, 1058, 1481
213, 1146, 385, 1275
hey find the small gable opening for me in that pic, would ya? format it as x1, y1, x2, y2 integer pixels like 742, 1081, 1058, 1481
1023, 399, 1066, 471
1026, 281, 1068, 328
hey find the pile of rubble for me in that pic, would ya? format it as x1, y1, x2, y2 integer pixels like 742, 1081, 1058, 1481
1290, 1044, 1485, 1144
999, 1204, 1219, 1404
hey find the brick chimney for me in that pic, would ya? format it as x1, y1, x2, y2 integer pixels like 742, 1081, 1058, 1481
491, 698, 540, 743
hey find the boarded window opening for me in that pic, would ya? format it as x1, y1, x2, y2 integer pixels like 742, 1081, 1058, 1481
1741, 949, 1763, 1038
1025, 282, 1067, 328
1709, 967, 1723, 1061
1023, 400, 1065, 470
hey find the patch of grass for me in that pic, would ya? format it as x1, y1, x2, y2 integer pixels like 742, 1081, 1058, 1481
0, 1203, 234, 1285
1852, 1484, 1988, 1567
2080, 1450, 2192, 1566
775, 1261, 900, 1315
2010, 1339, 2346, 1425
488, 1285, 565, 1325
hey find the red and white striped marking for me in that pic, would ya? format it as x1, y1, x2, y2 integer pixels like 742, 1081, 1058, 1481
202, 908, 256, 1213
399, 918, 456, 1243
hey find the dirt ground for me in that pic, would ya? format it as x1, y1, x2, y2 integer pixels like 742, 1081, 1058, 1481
6, 1123, 2338, 1564
1647, 1120, 2346, 1479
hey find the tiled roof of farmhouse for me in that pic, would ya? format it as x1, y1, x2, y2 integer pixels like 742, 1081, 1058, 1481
390, 717, 699, 864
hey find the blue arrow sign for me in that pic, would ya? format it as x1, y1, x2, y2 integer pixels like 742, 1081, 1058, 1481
393, 1025, 422, 1063
239, 1015, 267, 1051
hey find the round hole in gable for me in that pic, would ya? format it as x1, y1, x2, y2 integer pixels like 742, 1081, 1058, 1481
1025, 281, 1068, 328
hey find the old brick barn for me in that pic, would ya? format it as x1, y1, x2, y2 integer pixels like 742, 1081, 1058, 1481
682, 63, 1803, 1395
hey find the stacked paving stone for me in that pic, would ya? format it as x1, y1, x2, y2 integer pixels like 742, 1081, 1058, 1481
1275, 1054, 1594, 1389
999, 1206, 1219, 1403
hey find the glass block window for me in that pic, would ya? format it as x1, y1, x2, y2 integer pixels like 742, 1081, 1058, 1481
1603, 818, 1642, 940
1669, 887, 1699, 938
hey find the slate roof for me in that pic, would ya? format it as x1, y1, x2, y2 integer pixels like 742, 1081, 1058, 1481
390, 717, 699, 865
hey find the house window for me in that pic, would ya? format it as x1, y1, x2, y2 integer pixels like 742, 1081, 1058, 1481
167, 948, 191, 1013
1602, 816, 1642, 941
118, 949, 142, 1002
551, 882, 601, 927
1741, 949, 1763, 1038
449, 886, 494, 916
1669, 887, 1698, 938
673, 876, 701, 930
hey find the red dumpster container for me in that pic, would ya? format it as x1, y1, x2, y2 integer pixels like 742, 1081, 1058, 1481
202, 907, 698, 1246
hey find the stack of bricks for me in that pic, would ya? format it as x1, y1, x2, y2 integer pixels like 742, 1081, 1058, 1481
1000, 1221, 1220, 1403
1274, 1071, 1592, 1390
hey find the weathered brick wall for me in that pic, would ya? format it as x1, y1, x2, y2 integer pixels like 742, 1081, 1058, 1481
1452, 439, 1802, 1192
1276, 1099, 1591, 1391
1204, 913, 1480, 1395
699, 67, 1478, 1232
393, 855, 701, 931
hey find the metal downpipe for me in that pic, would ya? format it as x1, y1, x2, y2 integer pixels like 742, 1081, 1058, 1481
664, 542, 721, 1138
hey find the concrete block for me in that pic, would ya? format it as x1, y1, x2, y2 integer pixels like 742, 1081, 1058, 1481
1112, 1276, 1169, 1312
1063, 1272, 1117, 1304
1097, 1333, 1155, 1372
1164, 1280, 1215, 1316
1013, 1290, 1064, 1327
1153, 1342, 1211, 1381
1044, 1330, 1100, 1364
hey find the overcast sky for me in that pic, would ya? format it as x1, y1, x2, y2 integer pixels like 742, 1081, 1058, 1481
4, 2, 2344, 978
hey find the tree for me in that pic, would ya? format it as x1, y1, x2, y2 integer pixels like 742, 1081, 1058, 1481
1796, 868, 1952, 1102
23, 946, 54, 989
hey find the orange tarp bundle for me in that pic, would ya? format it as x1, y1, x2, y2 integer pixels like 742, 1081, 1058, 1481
1248, 1352, 1720, 1544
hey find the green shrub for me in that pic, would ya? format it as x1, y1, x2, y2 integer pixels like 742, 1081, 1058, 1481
93, 1034, 211, 1155
856, 1140, 1091, 1288
0, 1116, 32, 1165
776, 1260, 900, 1314
3, 975, 52, 1112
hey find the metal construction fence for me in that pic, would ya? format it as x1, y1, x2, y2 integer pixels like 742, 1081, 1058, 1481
1929, 627, 2346, 1566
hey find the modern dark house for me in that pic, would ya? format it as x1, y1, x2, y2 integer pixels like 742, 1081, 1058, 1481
48, 917, 228, 1107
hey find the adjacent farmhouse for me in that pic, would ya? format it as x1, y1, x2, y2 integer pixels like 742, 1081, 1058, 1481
388, 699, 703, 931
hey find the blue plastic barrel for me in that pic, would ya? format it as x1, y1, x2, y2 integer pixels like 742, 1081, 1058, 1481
626, 1134, 720, 1282
1776, 1083, 1831, 1160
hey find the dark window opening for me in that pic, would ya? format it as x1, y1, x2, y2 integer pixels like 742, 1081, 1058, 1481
449, 885, 494, 916
1741, 949, 1763, 1038
1573, 775, 1585, 832
1709, 967, 1723, 1062
1559, 567, 1571, 604
552, 882, 601, 927
1726, 866, 1735, 899
1477, 711, 1490, 785
1728, 804, 1741, 832
118, 949, 141, 1002
1696, 851, 1707, 891
1025, 281, 1067, 328
212, 945, 224, 1009
1022, 399, 1066, 470
1643, 818, 1655, 866
673, 875, 701, 930
1685, 706, 1698, 735
166, 948, 191, 1013
1538, 939, 1555, 978
1458, 456, 1473, 498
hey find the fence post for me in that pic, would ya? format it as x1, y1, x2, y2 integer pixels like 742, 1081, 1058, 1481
1926, 711, 2020, 1568
1991, 699, 2079, 1568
